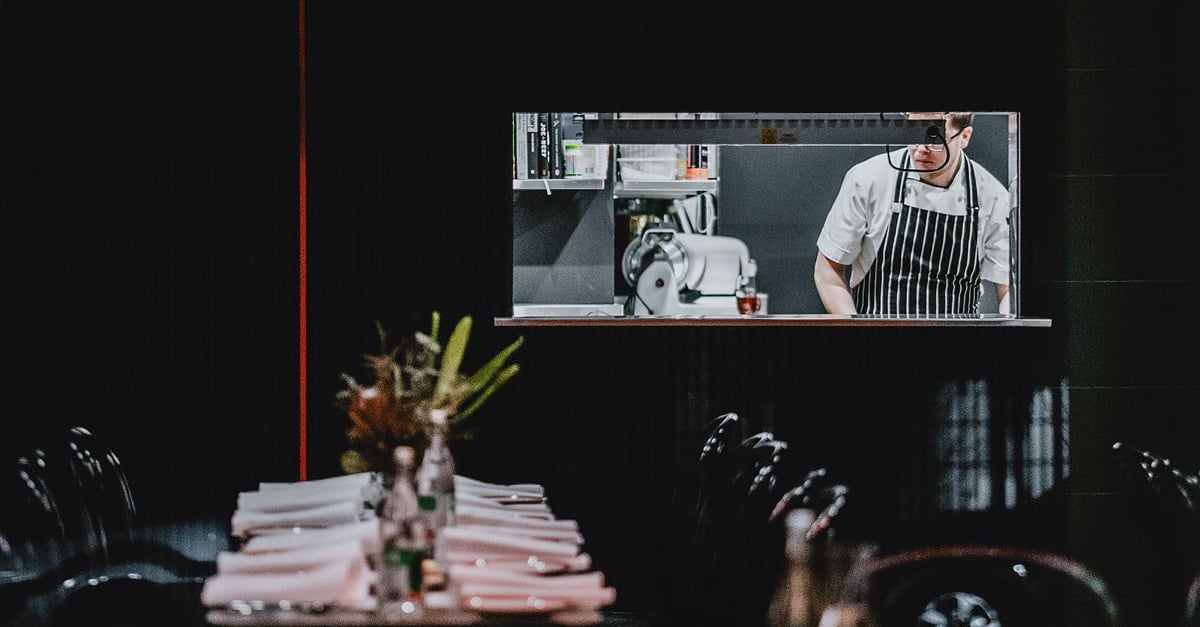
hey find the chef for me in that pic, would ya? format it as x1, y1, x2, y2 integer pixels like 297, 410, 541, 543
813, 112, 1011, 316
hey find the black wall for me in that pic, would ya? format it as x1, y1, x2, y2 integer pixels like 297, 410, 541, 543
4, 1, 1198, 625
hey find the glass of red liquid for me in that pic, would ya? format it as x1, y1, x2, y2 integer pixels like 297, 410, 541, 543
737, 294, 761, 315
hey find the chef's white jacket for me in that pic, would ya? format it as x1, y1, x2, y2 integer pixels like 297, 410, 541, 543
816, 148, 1012, 289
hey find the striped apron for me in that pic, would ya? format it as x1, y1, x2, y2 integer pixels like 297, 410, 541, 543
851, 151, 982, 316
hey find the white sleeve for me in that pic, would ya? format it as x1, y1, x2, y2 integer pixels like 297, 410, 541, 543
978, 186, 1011, 285
816, 165, 870, 265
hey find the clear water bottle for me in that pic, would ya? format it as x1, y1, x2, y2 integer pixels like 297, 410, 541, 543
417, 409, 457, 591
378, 445, 429, 617
767, 508, 820, 627
768, 508, 879, 627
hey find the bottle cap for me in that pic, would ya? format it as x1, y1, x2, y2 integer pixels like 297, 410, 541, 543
784, 508, 816, 537
429, 409, 448, 426
394, 446, 415, 465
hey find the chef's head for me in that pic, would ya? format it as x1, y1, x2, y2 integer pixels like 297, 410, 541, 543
907, 112, 974, 173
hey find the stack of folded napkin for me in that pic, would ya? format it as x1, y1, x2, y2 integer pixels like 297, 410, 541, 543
445, 476, 616, 619
203, 473, 378, 610
203, 473, 616, 620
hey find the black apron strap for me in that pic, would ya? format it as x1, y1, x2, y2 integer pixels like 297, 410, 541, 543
892, 151, 910, 204
964, 155, 979, 209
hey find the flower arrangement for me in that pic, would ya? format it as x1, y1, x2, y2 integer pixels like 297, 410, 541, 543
335, 311, 523, 474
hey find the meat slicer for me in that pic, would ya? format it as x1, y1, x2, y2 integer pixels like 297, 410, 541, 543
622, 227, 752, 315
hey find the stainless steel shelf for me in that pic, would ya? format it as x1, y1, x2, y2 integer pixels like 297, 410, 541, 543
584, 117, 939, 145
512, 177, 605, 191
613, 179, 717, 199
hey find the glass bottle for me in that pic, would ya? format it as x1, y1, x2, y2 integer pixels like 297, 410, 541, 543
768, 508, 880, 627
377, 445, 429, 618
416, 408, 457, 592
767, 508, 819, 627
737, 258, 760, 315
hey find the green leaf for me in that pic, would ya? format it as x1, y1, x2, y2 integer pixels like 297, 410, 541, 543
465, 336, 525, 395
434, 315, 471, 404
453, 363, 519, 422
391, 362, 404, 397
429, 311, 440, 343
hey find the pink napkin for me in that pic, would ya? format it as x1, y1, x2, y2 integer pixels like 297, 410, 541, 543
201, 555, 374, 609
455, 505, 578, 530
439, 526, 579, 558
449, 566, 615, 612
241, 518, 381, 555
450, 523, 582, 544
445, 551, 593, 574
216, 539, 365, 574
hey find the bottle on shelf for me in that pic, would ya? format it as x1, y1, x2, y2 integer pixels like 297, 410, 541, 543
377, 445, 430, 618
416, 408, 457, 592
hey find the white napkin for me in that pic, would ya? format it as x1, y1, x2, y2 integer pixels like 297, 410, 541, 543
457, 503, 554, 521
454, 475, 544, 497
216, 539, 365, 574
241, 518, 381, 555
237, 487, 364, 513
259, 472, 374, 492
456, 492, 551, 514
231, 499, 363, 537
201, 555, 373, 609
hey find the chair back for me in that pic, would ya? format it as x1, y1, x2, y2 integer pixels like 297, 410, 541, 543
64, 426, 138, 560
1113, 442, 1200, 624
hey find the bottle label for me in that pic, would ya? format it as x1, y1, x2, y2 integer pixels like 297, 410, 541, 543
383, 546, 427, 591
418, 493, 456, 527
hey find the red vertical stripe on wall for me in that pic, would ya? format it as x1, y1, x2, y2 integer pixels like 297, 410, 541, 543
297, 0, 308, 481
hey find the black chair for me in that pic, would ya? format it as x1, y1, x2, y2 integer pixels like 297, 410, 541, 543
726, 432, 800, 627
1113, 442, 1200, 625
668, 412, 743, 624
857, 545, 1120, 627
1, 450, 74, 625
769, 468, 846, 525
692, 412, 743, 521
1, 426, 224, 626
1113, 442, 1199, 516
64, 426, 138, 562
1187, 572, 1200, 627
684, 414, 747, 566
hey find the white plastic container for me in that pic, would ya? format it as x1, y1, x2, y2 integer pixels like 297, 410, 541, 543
617, 157, 677, 181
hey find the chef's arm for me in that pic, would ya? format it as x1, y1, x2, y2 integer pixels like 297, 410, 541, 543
996, 283, 1011, 315
814, 253, 857, 314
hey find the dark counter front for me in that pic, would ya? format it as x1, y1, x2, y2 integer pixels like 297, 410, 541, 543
495, 315, 1052, 328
